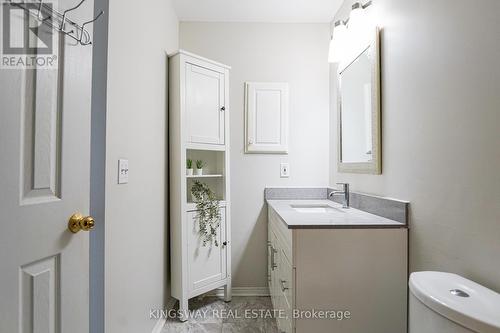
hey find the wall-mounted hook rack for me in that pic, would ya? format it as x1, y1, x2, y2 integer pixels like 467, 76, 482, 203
7, 0, 103, 46
80, 10, 102, 45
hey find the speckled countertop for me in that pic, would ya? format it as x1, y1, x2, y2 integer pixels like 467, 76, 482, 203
267, 199, 407, 229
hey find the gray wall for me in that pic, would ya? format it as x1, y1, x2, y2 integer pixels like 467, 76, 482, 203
330, 0, 500, 291
180, 22, 331, 288
105, 0, 178, 331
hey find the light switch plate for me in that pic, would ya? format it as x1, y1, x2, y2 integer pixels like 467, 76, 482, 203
118, 159, 129, 184
280, 162, 290, 178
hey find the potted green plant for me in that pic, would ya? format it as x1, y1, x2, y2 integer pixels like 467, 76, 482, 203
186, 159, 193, 176
195, 160, 205, 175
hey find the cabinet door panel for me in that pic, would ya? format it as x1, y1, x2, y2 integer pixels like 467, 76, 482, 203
186, 63, 225, 145
280, 250, 293, 309
270, 231, 279, 310
187, 208, 227, 292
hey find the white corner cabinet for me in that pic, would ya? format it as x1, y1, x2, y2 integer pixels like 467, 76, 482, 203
268, 207, 408, 333
169, 50, 231, 319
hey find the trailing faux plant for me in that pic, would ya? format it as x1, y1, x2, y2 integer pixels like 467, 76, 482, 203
186, 159, 193, 169
191, 181, 221, 246
195, 160, 205, 169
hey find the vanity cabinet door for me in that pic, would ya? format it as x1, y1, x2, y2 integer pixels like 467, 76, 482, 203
271, 233, 284, 331
185, 63, 225, 145
187, 207, 227, 293
279, 251, 293, 333
269, 231, 278, 308
268, 236, 273, 289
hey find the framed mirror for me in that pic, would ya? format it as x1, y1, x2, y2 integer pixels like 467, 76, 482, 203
337, 27, 381, 174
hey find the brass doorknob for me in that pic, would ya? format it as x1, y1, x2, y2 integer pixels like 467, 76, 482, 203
68, 213, 95, 233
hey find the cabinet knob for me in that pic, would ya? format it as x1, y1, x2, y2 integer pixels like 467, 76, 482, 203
280, 279, 289, 292
271, 246, 277, 270
220, 106, 226, 111
222, 241, 228, 246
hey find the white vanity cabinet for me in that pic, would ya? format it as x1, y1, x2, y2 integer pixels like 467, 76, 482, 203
268, 206, 408, 333
169, 51, 231, 320
268, 208, 294, 333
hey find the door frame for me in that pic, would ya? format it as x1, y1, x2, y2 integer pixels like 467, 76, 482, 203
89, 0, 109, 332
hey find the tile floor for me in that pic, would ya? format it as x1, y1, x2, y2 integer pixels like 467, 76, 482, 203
162, 296, 279, 332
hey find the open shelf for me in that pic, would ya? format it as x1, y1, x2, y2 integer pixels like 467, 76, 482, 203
186, 174, 223, 178
186, 149, 225, 175
186, 177, 225, 203
186, 149, 226, 203
186, 201, 227, 211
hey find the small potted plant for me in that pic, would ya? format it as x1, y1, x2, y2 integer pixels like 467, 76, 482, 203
186, 159, 193, 176
195, 160, 205, 175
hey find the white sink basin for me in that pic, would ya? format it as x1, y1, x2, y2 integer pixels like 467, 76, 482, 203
290, 204, 344, 213
267, 199, 405, 228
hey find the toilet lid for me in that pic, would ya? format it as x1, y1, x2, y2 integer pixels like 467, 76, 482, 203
409, 271, 500, 333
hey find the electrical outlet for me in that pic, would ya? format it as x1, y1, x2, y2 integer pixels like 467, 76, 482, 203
280, 162, 290, 178
118, 159, 129, 184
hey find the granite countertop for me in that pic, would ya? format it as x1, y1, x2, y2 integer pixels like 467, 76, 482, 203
267, 199, 407, 229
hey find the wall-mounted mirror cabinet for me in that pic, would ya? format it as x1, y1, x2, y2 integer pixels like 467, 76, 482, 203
337, 27, 381, 174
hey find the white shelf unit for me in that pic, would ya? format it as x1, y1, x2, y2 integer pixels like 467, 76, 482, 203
169, 50, 231, 320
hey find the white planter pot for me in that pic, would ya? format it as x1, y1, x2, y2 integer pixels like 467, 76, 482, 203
195, 168, 203, 176
186, 168, 193, 176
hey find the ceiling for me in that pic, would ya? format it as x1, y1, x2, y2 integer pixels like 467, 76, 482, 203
172, 0, 343, 23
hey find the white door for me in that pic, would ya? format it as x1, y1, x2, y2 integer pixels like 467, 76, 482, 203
187, 207, 227, 293
185, 63, 225, 145
0, 1, 94, 332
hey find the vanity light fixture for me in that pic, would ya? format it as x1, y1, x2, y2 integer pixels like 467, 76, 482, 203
348, 2, 365, 41
328, 20, 347, 63
328, 1, 373, 64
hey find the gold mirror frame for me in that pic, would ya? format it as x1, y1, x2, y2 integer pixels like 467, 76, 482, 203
337, 27, 381, 174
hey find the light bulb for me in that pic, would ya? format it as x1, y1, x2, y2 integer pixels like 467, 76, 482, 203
328, 21, 347, 63
348, 2, 371, 56
348, 3, 365, 40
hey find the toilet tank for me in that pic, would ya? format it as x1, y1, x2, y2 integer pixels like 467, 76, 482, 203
409, 271, 500, 333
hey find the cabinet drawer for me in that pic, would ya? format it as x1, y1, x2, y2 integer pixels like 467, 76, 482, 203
269, 208, 293, 263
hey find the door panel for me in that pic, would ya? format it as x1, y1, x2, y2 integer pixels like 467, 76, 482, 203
20, 255, 60, 333
185, 63, 225, 145
187, 207, 227, 292
0, 1, 94, 332
21, 53, 63, 204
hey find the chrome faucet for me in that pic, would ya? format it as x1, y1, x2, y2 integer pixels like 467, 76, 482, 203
329, 183, 350, 208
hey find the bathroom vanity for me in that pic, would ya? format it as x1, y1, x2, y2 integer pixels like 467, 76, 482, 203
267, 198, 408, 333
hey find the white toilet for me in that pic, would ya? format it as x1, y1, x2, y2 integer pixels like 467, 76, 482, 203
409, 271, 500, 333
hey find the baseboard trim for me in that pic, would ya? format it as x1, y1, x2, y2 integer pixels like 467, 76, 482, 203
207, 287, 270, 297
